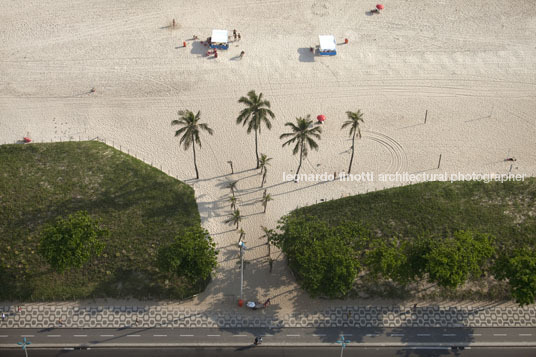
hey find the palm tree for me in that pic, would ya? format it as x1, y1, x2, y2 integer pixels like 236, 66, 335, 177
238, 228, 246, 243
261, 167, 268, 187
260, 226, 273, 247
258, 153, 272, 175
229, 195, 238, 210
341, 110, 364, 174
171, 110, 214, 179
237, 90, 275, 168
261, 225, 274, 272
261, 193, 273, 213
227, 180, 238, 197
280, 115, 322, 176
225, 209, 243, 229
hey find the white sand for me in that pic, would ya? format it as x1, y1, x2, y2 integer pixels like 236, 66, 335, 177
1, 0, 535, 312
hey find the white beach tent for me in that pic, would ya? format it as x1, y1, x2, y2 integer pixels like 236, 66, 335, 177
318, 35, 336, 55
211, 29, 228, 44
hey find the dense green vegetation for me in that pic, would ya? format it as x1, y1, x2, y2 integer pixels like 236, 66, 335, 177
38, 211, 107, 273
276, 180, 536, 304
157, 226, 218, 286
0, 142, 209, 301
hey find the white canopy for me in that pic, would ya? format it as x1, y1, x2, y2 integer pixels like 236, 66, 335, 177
211, 29, 228, 44
319, 35, 336, 51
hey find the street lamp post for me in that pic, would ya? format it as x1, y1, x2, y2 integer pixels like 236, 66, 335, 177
336, 334, 350, 357
238, 240, 245, 300
17, 337, 31, 357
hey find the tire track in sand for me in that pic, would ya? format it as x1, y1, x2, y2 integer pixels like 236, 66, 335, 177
362, 130, 408, 174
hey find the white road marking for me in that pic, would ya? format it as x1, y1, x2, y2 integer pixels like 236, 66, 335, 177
417, 334, 431, 337
207, 334, 220, 337
468, 334, 481, 337
493, 334, 507, 336
47, 335, 61, 337
442, 334, 456, 337
313, 334, 326, 337
153, 335, 167, 337
366, 334, 380, 337
233, 335, 248, 337
127, 335, 140, 337
180, 334, 194, 337
73, 335, 87, 337
21, 335, 34, 337
390, 333, 404, 337
286, 334, 300, 337
403, 347, 451, 350
261, 334, 273, 337
100, 334, 114, 337
520, 334, 532, 336
0, 335, 8, 338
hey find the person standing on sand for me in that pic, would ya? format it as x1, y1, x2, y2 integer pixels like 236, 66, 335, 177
240, 51, 245, 58
233, 29, 237, 40
238, 33, 241, 41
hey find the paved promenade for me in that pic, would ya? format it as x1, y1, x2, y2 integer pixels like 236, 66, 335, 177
1, 304, 535, 329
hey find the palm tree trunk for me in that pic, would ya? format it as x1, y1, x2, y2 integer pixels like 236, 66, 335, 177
255, 129, 259, 169
296, 141, 304, 176
348, 133, 355, 174
192, 139, 199, 179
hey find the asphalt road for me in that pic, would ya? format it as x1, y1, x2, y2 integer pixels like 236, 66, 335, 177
1, 327, 535, 348
2, 347, 536, 357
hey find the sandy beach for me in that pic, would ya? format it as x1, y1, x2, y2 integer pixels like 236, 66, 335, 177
1, 0, 535, 313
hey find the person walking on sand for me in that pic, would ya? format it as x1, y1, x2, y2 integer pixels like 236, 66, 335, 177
240, 51, 245, 59
263, 298, 271, 308
233, 29, 237, 41
237, 33, 241, 41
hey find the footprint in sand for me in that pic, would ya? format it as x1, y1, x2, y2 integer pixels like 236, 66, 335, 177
311, 2, 329, 16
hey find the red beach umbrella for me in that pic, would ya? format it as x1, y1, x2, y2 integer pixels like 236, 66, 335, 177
376, 4, 384, 10
317, 114, 326, 122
